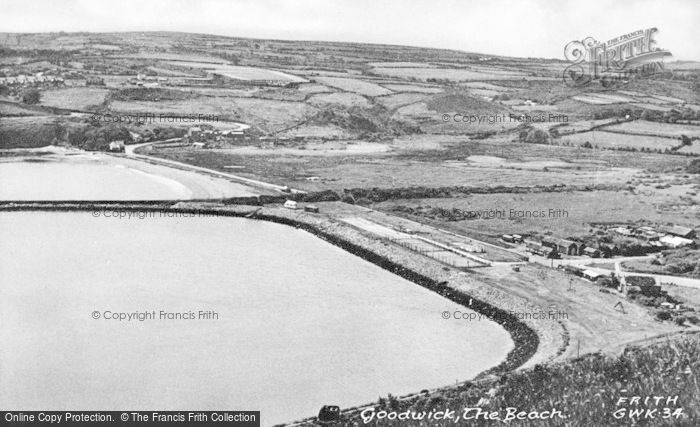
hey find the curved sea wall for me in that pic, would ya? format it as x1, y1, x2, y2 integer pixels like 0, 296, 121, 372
0, 202, 566, 389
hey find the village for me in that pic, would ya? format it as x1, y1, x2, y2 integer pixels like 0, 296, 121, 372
512, 222, 696, 259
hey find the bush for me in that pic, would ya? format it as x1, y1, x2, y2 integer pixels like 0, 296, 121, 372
21, 88, 41, 104
656, 311, 672, 321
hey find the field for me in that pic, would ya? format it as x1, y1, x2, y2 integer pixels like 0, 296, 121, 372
604, 120, 700, 138
39, 87, 109, 110
147, 135, 653, 193
572, 93, 636, 104
0, 102, 46, 116
560, 131, 681, 151
678, 143, 700, 154
230, 98, 317, 131
381, 83, 442, 93
307, 92, 371, 107
374, 93, 430, 110
109, 99, 233, 117
554, 118, 626, 134
314, 76, 392, 96
371, 189, 698, 242
279, 124, 351, 139
371, 66, 528, 81
165, 61, 308, 82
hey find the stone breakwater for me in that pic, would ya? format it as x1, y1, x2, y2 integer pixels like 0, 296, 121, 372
0, 202, 566, 386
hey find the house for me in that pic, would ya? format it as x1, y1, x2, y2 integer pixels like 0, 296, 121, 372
638, 229, 661, 241
659, 235, 695, 248
304, 205, 320, 213
526, 241, 557, 257
541, 237, 556, 249
660, 225, 696, 239
583, 247, 601, 258
192, 142, 206, 149
554, 238, 579, 256
502, 234, 515, 243
108, 140, 125, 152
660, 302, 682, 310
511, 234, 524, 243
283, 200, 298, 210
582, 270, 606, 281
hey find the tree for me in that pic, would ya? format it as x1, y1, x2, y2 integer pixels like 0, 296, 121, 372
21, 88, 41, 104
681, 135, 692, 146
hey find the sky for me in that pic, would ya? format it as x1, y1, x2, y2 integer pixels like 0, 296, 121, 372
1, 0, 698, 60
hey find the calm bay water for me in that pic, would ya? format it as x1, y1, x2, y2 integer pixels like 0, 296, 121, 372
0, 154, 259, 200
0, 212, 513, 425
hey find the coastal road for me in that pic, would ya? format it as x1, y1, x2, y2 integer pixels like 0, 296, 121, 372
527, 253, 700, 289
121, 139, 305, 195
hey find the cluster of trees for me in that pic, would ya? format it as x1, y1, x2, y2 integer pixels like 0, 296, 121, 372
589, 106, 700, 123
640, 108, 700, 123
518, 127, 550, 144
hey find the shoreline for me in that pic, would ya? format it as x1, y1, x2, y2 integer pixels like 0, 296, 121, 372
0, 201, 567, 422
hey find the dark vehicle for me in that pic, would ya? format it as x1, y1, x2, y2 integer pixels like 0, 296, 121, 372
318, 405, 341, 424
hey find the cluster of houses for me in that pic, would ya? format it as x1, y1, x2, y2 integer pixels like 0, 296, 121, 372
128, 74, 169, 88
503, 234, 596, 258
609, 224, 696, 249
522, 236, 594, 258
510, 223, 696, 259
0, 73, 64, 86
183, 126, 248, 148
107, 132, 142, 153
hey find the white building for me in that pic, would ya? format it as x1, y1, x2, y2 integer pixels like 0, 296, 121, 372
108, 140, 125, 152
659, 235, 694, 248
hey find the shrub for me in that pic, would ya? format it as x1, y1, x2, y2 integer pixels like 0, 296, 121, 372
656, 311, 672, 321
21, 88, 41, 104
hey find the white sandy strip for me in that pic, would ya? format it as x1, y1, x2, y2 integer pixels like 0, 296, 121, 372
123, 166, 193, 199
